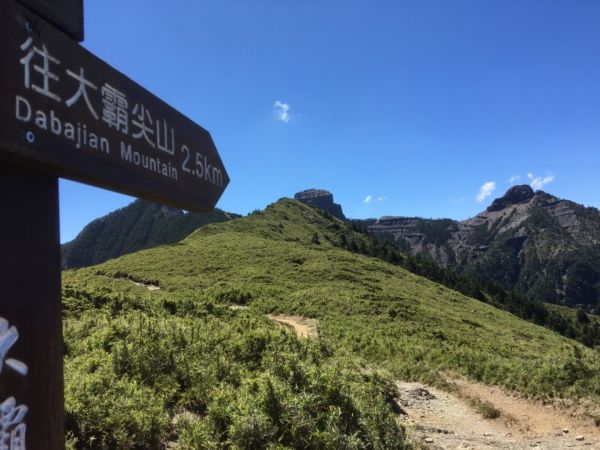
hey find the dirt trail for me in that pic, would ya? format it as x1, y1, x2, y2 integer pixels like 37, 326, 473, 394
267, 314, 319, 338
130, 280, 161, 291
397, 380, 600, 449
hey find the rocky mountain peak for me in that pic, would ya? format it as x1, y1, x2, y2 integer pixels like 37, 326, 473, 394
487, 185, 535, 212
366, 185, 600, 309
294, 189, 346, 220
532, 190, 560, 206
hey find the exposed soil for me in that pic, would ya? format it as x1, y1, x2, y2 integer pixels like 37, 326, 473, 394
397, 379, 600, 449
267, 314, 319, 338
130, 280, 161, 291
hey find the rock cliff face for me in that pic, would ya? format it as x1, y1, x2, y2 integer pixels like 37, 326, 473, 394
294, 189, 346, 220
487, 185, 535, 212
367, 186, 600, 309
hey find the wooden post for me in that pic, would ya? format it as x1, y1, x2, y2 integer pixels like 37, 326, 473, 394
0, 3, 80, 448
0, 164, 63, 449
0, 1, 228, 445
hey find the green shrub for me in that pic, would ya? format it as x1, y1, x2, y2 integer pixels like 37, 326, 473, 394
63, 289, 407, 449
65, 355, 169, 449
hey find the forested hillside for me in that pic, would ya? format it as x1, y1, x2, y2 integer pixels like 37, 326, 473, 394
61, 199, 238, 268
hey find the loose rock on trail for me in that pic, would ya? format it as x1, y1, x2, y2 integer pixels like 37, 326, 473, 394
397, 380, 600, 449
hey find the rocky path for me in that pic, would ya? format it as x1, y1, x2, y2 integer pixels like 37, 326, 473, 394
267, 314, 319, 338
397, 380, 600, 449
260, 310, 600, 449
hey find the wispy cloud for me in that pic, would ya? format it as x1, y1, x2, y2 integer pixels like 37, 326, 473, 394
507, 175, 521, 184
527, 172, 555, 190
273, 100, 291, 123
363, 195, 386, 204
476, 181, 496, 203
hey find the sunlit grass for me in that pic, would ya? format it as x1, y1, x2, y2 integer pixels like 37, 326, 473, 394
63, 199, 600, 447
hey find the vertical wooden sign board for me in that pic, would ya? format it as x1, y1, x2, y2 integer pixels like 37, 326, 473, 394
0, 166, 62, 450
0, 0, 229, 448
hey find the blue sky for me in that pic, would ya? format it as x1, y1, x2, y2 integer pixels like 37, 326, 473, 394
59, 0, 600, 242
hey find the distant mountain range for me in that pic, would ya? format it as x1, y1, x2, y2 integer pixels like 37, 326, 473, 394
61, 199, 239, 268
367, 185, 600, 310
61, 190, 600, 448
63, 186, 600, 310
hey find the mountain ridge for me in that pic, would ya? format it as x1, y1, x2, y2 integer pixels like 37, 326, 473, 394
62, 185, 600, 309
61, 199, 239, 268
64, 197, 600, 399
367, 185, 600, 310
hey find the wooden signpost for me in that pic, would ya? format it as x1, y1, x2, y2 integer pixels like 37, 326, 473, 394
0, 0, 229, 211
0, 0, 229, 448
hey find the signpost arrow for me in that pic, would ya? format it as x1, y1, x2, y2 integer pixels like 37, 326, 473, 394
0, 0, 229, 212
0, 0, 230, 447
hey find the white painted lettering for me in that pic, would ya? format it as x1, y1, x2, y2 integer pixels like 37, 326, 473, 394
131, 104, 155, 147
0, 397, 28, 450
88, 133, 98, 150
19, 37, 61, 102
64, 122, 75, 140
34, 110, 47, 130
120, 141, 133, 161
0, 318, 27, 377
100, 138, 110, 154
156, 118, 175, 155
15, 96, 31, 122
120, 141, 177, 180
213, 167, 223, 186
204, 155, 212, 183
65, 68, 98, 120
50, 110, 62, 135
101, 83, 129, 134
14, 99, 109, 154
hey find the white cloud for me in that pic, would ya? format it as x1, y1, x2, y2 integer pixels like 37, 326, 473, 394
377, 196, 386, 202
363, 195, 372, 204
476, 181, 496, 203
527, 172, 555, 190
507, 175, 521, 184
273, 100, 291, 123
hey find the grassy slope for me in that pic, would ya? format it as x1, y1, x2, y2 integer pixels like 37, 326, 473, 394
64, 199, 600, 404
